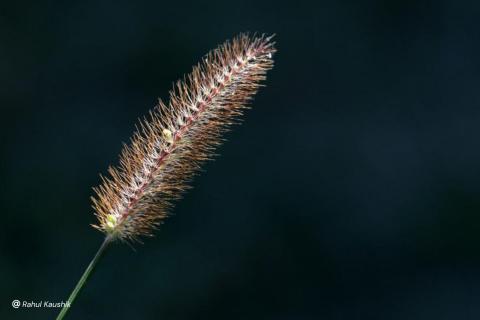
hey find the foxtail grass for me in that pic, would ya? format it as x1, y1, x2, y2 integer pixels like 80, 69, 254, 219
56, 33, 275, 319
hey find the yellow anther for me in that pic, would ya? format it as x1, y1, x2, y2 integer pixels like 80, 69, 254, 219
105, 214, 117, 231
162, 129, 174, 144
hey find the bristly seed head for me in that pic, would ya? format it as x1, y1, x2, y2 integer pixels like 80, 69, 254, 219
91, 33, 276, 243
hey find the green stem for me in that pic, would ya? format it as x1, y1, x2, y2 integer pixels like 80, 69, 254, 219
56, 236, 113, 320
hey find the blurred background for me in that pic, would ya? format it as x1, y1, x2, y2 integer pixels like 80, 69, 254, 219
2, 0, 480, 319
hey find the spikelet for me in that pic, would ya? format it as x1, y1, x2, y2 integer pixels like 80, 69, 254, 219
91, 34, 276, 242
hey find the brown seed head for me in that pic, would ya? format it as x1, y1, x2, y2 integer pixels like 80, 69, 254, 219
91, 33, 276, 242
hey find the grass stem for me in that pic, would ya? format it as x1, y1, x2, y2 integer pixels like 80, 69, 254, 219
55, 236, 112, 320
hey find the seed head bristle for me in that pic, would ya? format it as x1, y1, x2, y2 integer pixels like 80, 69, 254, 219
91, 33, 276, 242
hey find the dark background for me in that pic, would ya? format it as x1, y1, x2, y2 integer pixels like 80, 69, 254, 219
2, 0, 480, 319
